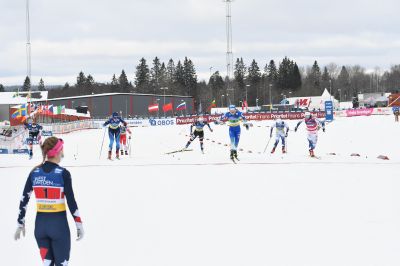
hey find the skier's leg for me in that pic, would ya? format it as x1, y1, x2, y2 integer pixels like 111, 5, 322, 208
108, 130, 114, 151
271, 134, 279, 153
115, 131, 121, 157
185, 132, 197, 148
35, 218, 55, 266
229, 127, 235, 158
199, 131, 204, 151
47, 214, 71, 266
233, 127, 241, 158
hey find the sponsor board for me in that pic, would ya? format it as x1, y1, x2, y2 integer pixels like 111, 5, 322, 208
41, 130, 53, 137
334, 108, 392, 117
176, 112, 326, 125
13, 148, 29, 154
0, 148, 9, 154
125, 119, 151, 127
325, 101, 334, 121
149, 118, 176, 126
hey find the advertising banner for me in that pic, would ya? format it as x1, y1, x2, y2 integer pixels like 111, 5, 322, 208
149, 118, 176, 126
345, 108, 374, 117
176, 112, 326, 125
325, 101, 334, 121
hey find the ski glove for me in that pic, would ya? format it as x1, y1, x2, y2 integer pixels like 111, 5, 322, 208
14, 225, 25, 241
128, 136, 131, 139
76, 226, 84, 241
244, 124, 249, 130
323, 128, 325, 132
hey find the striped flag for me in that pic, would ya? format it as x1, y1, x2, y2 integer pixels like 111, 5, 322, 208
148, 103, 159, 113
176, 102, 186, 111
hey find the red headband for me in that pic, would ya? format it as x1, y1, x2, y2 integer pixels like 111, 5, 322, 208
47, 139, 64, 158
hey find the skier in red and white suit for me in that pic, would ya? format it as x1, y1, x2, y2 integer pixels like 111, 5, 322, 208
294, 112, 326, 157
119, 125, 132, 156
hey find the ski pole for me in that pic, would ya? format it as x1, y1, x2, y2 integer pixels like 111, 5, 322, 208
263, 136, 272, 154
285, 136, 288, 153
99, 127, 106, 159
128, 136, 132, 158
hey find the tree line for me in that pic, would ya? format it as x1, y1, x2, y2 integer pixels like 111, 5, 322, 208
5, 57, 400, 108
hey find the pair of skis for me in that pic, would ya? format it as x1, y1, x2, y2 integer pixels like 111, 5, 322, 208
165, 148, 193, 155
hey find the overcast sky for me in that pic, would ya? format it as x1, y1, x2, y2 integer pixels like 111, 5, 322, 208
1, 0, 399, 86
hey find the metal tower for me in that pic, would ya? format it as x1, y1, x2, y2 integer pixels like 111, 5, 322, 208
26, 0, 31, 90
224, 0, 234, 105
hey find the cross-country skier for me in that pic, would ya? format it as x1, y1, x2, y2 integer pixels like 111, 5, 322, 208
217, 104, 250, 160
294, 111, 325, 157
184, 117, 213, 153
119, 124, 132, 156
14, 136, 84, 266
103, 112, 127, 160
393, 106, 399, 122
270, 118, 289, 154
24, 117, 43, 159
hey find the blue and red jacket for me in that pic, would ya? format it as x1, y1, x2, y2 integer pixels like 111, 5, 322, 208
17, 162, 82, 228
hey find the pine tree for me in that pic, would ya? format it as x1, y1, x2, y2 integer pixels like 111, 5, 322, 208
0, 84, 4, 92
86, 74, 95, 87
183, 57, 197, 97
150, 57, 162, 94
209, 71, 225, 106
234, 58, 247, 103
119, 70, 130, 92
310, 60, 321, 90
38, 78, 45, 91
134, 58, 150, 93
63, 82, 70, 90
247, 59, 262, 105
111, 74, 119, 92
291, 63, 302, 91
174, 60, 185, 95
22, 76, 31, 91
337, 66, 351, 101
277, 57, 294, 91
76, 71, 86, 88
166, 59, 176, 85
321, 66, 331, 91
159, 62, 167, 88
267, 60, 278, 84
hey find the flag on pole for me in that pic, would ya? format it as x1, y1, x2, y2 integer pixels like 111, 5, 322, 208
242, 100, 248, 110
176, 102, 186, 111
11, 104, 27, 118
163, 103, 173, 112
148, 103, 159, 113
52, 105, 66, 115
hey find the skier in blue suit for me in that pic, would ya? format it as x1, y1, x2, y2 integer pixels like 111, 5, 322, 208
103, 112, 126, 160
218, 105, 249, 160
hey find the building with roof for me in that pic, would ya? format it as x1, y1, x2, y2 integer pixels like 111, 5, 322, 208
0, 91, 48, 121
39, 92, 194, 118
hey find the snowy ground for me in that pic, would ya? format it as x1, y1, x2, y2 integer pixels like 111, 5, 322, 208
1, 115, 400, 266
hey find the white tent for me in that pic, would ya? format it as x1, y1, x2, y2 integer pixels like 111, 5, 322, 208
286, 89, 339, 110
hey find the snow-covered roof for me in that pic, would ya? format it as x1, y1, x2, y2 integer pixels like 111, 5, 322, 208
47, 92, 193, 101
0, 91, 48, 105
